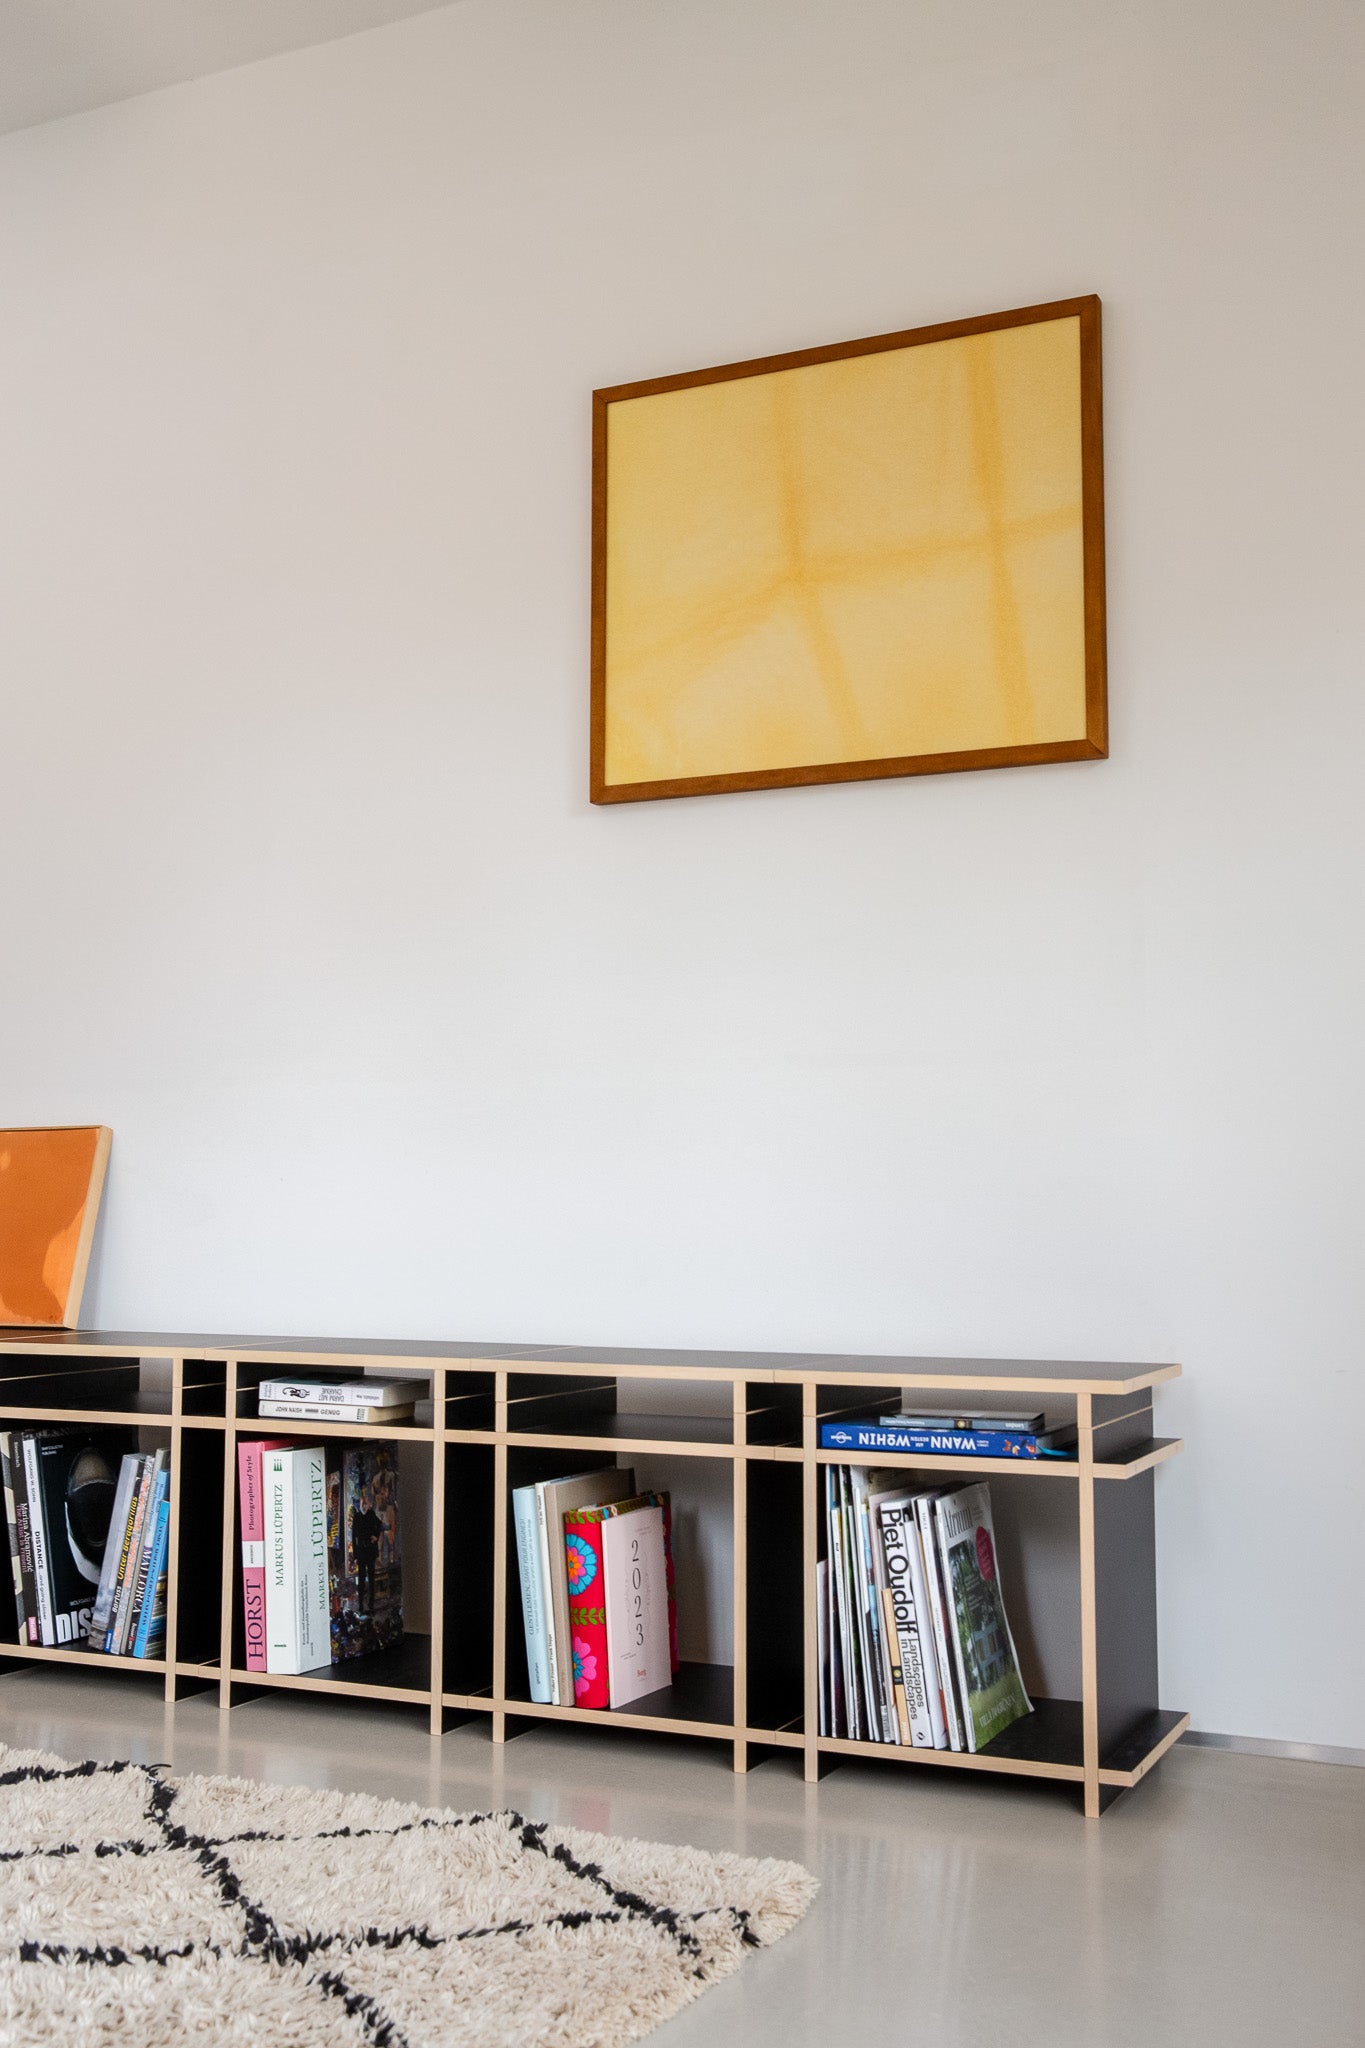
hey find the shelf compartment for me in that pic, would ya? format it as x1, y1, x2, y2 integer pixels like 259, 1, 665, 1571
1095, 1437, 1183, 1479
0, 1640, 166, 1674
513, 1413, 740, 1457
442, 1444, 494, 1701
229, 1632, 432, 1704
501, 1660, 735, 1738
818, 1696, 1088, 1780
0, 1359, 173, 1420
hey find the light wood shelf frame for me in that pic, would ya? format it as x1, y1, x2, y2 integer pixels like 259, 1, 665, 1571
0, 1333, 1185, 1817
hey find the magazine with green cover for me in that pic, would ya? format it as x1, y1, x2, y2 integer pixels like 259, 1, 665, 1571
933, 1483, 1031, 1752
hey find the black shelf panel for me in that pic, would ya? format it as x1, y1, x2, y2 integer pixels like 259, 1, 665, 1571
235, 1632, 432, 1695
511, 1412, 737, 1448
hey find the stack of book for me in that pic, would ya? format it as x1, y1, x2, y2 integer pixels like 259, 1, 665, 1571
237, 1438, 403, 1675
256, 1377, 423, 1423
819, 1466, 1032, 1753
1, 1427, 169, 1659
513, 1468, 679, 1709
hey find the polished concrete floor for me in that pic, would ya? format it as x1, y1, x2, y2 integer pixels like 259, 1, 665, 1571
1, 1669, 1362, 2046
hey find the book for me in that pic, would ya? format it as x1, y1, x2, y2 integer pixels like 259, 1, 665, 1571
827, 1467, 861, 1741
821, 1421, 1074, 1459
914, 1489, 965, 1750
880, 1409, 1045, 1434
512, 1484, 553, 1702
327, 1444, 402, 1662
9, 1438, 40, 1645
849, 1467, 897, 1742
562, 1504, 611, 1709
21, 1435, 54, 1645
258, 1399, 416, 1422
257, 1378, 419, 1409
238, 1439, 289, 1672
874, 1491, 943, 1748
87, 1453, 138, 1651
122, 1451, 168, 1652
131, 1493, 171, 1659
29, 1431, 131, 1648
537, 1468, 636, 1706
104, 1454, 148, 1653
599, 1497, 671, 1707
816, 1557, 829, 1738
264, 1445, 329, 1674
880, 1587, 911, 1743
0, 1433, 29, 1644
933, 1483, 1032, 1752
110, 1454, 155, 1655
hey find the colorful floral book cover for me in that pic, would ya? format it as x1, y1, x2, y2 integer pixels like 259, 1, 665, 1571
327, 1445, 402, 1661
563, 1505, 612, 1709
565, 1490, 677, 1709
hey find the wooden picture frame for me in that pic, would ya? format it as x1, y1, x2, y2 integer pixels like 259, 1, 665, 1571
591, 295, 1106, 804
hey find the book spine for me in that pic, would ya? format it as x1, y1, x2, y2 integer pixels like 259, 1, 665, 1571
563, 1510, 609, 1710
264, 1450, 300, 1674
820, 1423, 1042, 1457
257, 1380, 415, 1405
513, 1487, 553, 1704
110, 1459, 152, 1655
853, 1475, 897, 1743
237, 1442, 268, 1672
22, 1435, 55, 1647
660, 1492, 678, 1673
131, 1498, 171, 1659
0, 1433, 26, 1643
13, 1440, 39, 1645
534, 1486, 562, 1705
880, 1586, 912, 1743
816, 1558, 830, 1738
916, 1494, 964, 1750
902, 1503, 949, 1748
257, 1400, 414, 1421
878, 1502, 937, 1747
829, 1472, 861, 1740
294, 1447, 329, 1672
124, 1457, 167, 1650
87, 1454, 137, 1650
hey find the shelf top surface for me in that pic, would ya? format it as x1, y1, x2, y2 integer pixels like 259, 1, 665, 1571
0, 1331, 1180, 1392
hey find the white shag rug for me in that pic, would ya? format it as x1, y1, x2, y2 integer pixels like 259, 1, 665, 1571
0, 1742, 815, 2048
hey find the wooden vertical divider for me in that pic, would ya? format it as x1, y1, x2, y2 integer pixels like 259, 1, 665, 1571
491, 1369, 508, 1743
218, 1358, 239, 1710
1077, 1391, 1100, 1818
731, 1378, 748, 1772
802, 1381, 819, 1783
163, 1355, 184, 1700
428, 1364, 448, 1735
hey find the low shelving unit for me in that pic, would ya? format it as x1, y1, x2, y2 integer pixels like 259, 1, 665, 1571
0, 1331, 1186, 1818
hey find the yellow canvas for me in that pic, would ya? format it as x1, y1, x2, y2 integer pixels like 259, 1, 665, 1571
591, 298, 1105, 802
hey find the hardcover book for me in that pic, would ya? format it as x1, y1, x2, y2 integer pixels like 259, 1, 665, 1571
537, 1468, 636, 1705
512, 1483, 553, 1703
264, 1445, 329, 1674
327, 1444, 402, 1662
237, 1440, 288, 1672
600, 1498, 670, 1708
933, 1482, 1031, 1752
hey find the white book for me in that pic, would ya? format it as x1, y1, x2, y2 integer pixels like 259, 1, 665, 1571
87, 1453, 138, 1652
914, 1490, 964, 1750
875, 1493, 942, 1748
851, 1468, 897, 1743
600, 1500, 670, 1708
22, 1436, 54, 1647
258, 1399, 416, 1422
257, 1378, 418, 1407
512, 1484, 553, 1703
264, 1446, 329, 1674
827, 1471, 860, 1741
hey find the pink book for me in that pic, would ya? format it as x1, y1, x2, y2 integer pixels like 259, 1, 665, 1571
237, 1439, 287, 1672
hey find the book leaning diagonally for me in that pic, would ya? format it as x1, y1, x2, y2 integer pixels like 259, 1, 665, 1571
933, 1483, 1031, 1753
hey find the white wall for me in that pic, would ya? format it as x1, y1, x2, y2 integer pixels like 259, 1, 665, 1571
1, 0, 1361, 1748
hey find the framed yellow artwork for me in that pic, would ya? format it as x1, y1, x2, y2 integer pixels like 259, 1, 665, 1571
0, 1126, 111, 1328
591, 295, 1106, 803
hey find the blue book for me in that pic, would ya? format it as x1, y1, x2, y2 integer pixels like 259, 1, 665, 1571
820, 1421, 1056, 1459
512, 1484, 553, 1703
131, 1495, 171, 1659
